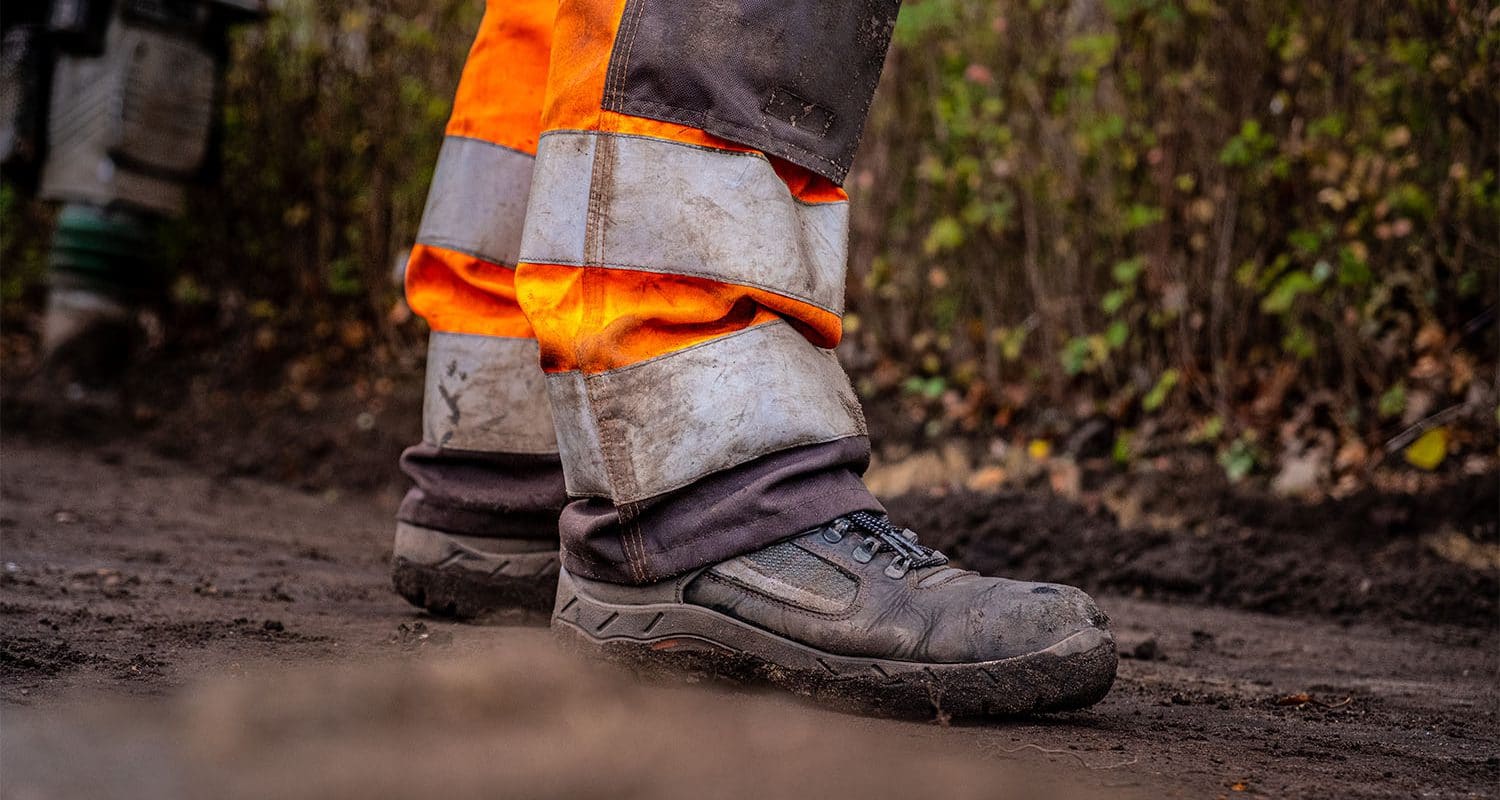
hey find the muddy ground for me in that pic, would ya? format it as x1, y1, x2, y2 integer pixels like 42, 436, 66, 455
0, 429, 1496, 797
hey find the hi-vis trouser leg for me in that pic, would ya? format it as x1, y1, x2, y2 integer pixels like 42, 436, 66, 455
397, 1, 566, 541
516, 0, 901, 583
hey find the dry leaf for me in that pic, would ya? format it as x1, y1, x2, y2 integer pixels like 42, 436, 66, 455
966, 465, 1007, 492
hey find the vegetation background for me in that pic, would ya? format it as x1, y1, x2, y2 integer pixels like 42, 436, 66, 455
2, 0, 1496, 494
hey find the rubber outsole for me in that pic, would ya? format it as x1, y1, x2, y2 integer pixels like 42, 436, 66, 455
551, 569, 1117, 719
392, 559, 555, 623
390, 523, 558, 624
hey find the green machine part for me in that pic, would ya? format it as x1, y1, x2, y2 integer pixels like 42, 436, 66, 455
47, 202, 160, 298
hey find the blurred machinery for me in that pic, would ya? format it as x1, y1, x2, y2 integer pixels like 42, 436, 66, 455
1, 0, 266, 387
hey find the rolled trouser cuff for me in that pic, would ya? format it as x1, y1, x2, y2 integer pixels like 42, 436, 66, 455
422, 330, 558, 454
560, 436, 880, 584
547, 320, 867, 505
398, 445, 565, 541
404, 330, 565, 541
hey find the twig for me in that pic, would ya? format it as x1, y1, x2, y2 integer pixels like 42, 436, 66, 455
994, 743, 1140, 771
1383, 403, 1475, 453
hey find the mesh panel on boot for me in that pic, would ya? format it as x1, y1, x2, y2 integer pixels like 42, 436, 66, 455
710, 541, 857, 614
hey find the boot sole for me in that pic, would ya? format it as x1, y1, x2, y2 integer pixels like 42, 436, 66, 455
551, 568, 1117, 719
390, 522, 558, 624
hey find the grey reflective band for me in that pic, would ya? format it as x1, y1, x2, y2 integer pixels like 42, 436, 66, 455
415, 135, 536, 267
423, 331, 558, 454
520, 131, 850, 315
547, 320, 867, 504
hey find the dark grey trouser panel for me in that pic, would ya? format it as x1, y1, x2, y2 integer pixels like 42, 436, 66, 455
560, 437, 882, 584
398, 444, 566, 541
602, 0, 900, 184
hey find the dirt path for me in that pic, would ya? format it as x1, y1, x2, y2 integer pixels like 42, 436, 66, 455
1, 438, 1496, 798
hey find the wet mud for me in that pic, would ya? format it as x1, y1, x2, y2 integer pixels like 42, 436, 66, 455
1, 438, 1496, 798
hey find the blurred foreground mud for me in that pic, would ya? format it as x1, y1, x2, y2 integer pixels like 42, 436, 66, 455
2, 439, 1496, 798
5, 645, 1102, 800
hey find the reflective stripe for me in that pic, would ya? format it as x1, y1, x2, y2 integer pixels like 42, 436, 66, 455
415, 135, 536, 267
547, 320, 866, 503
520, 131, 850, 315
548, 368, 608, 497
423, 331, 558, 454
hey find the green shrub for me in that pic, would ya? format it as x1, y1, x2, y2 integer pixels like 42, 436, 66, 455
849, 0, 1498, 462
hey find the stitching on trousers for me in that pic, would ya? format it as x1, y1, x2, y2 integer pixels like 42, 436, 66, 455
613, 98, 848, 175
584, 134, 614, 268
628, 516, 650, 582
581, 133, 647, 582
586, 376, 647, 583
535, 130, 852, 208
510, 257, 845, 317
615, 495, 640, 582
619, 499, 653, 583
607, 0, 649, 108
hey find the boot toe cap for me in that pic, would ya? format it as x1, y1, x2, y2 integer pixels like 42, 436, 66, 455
967, 581, 1114, 662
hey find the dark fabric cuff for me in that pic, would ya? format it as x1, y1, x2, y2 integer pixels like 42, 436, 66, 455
397, 443, 566, 541
560, 436, 882, 584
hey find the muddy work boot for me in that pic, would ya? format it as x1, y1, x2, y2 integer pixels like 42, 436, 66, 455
391, 522, 559, 622
553, 511, 1116, 718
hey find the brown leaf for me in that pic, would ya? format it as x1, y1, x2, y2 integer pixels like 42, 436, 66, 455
1414, 321, 1446, 352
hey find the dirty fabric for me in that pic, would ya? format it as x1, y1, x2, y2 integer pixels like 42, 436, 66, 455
398, 445, 567, 541
560, 438, 882, 584
399, 0, 894, 582
602, 0, 900, 183
395, 0, 557, 541
419, 332, 557, 455
542, 321, 867, 505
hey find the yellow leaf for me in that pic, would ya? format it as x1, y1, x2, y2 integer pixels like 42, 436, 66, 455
1028, 439, 1052, 460
1403, 427, 1448, 471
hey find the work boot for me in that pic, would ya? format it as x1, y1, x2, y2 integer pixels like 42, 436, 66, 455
38, 285, 136, 391
553, 511, 1116, 718
391, 522, 559, 622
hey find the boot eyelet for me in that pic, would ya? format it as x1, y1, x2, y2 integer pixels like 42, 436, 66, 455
852, 537, 878, 564
884, 557, 911, 579
821, 527, 845, 544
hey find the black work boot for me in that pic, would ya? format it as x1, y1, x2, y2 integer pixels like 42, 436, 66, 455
552, 511, 1116, 718
391, 522, 560, 621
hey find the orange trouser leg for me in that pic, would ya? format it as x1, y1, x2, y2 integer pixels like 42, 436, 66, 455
515, 0, 885, 582
405, 0, 553, 340
398, 1, 565, 540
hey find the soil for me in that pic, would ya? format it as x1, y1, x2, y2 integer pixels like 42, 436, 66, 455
2, 434, 1496, 799
890, 472, 1499, 628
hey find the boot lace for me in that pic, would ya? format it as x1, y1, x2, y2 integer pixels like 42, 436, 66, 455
819, 510, 949, 579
